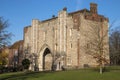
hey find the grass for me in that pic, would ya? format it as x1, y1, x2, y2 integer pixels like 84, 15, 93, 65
0, 69, 120, 80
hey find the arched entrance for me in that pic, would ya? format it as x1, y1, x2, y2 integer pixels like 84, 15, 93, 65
43, 48, 52, 70
38, 44, 53, 71
38, 45, 67, 71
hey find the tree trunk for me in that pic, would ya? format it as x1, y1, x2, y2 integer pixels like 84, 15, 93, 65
100, 66, 103, 74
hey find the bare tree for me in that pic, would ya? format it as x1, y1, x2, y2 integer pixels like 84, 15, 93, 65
82, 22, 110, 74
0, 17, 12, 49
0, 17, 12, 66
109, 30, 120, 65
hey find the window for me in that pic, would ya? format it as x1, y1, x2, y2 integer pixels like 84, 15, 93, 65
87, 43, 89, 49
71, 43, 72, 48
55, 43, 57, 51
70, 28, 72, 37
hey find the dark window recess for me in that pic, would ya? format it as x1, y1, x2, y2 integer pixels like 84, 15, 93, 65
100, 18, 103, 22
71, 43, 72, 48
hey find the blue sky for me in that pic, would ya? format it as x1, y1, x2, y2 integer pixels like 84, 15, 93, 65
0, 0, 120, 44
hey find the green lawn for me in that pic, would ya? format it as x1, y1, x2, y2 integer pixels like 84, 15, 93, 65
0, 69, 120, 80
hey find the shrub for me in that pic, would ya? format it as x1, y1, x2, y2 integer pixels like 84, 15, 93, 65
22, 59, 30, 69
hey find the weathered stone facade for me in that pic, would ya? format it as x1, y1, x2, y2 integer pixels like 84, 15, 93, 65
24, 3, 109, 71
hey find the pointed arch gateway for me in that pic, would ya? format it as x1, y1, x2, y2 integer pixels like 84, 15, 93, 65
38, 44, 53, 71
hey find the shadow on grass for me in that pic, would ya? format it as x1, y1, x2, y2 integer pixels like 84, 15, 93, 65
0, 71, 55, 80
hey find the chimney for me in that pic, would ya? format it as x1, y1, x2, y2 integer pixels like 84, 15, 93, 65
90, 3, 97, 14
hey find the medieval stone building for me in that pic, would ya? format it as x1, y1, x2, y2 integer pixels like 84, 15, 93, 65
24, 3, 109, 71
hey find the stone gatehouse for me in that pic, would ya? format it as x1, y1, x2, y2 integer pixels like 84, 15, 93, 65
24, 3, 109, 71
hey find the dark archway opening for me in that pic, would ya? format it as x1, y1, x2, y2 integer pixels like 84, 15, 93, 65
43, 48, 52, 70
